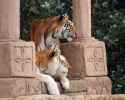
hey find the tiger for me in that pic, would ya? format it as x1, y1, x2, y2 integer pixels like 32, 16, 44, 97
35, 47, 71, 95
30, 15, 75, 51
36, 47, 71, 95
30, 15, 75, 95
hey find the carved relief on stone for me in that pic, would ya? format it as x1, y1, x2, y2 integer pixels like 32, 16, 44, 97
84, 77, 112, 95
0, 78, 43, 98
0, 41, 36, 77
84, 45, 107, 76
61, 40, 108, 79
25, 79, 42, 95
9, 41, 37, 77
12, 79, 26, 96
13, 46, 33, 73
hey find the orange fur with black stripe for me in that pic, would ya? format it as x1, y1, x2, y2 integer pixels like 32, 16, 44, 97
30, 15, 75, 50
35, 48, 58, 69
31, 16, 63, 48
35, 49, 51, 69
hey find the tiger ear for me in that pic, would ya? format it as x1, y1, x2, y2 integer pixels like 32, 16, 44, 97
59, 15, 69, 21
59, 15, 64, 21
63, 14, 69, 20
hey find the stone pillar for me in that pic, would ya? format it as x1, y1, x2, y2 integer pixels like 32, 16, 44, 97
0, 0, 20, 40
73, 0, 91, 39
61, 0, 112, 95
0, 0, 47, 98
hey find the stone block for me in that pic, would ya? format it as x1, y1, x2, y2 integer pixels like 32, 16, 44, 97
83, 77, 112, 95
0, 78, 46, 98
64, 79, 86, 95
60, 38, 107, 79
0, 41, 37, 77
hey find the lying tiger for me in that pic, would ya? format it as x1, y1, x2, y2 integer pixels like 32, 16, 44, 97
31, 15, 75, 95
35, 47, 71, 95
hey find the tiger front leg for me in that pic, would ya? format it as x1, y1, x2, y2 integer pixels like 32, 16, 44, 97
56, 67, 70, 90
36, 72, 60, 95
60, 76, 70, 90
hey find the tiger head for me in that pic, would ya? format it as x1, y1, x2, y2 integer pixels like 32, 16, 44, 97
51, 15, 76, 42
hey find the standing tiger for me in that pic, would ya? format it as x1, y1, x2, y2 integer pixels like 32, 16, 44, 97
31, 15, 75, 51
30, 15, 75, 95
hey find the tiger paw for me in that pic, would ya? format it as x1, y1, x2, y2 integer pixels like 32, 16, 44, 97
61, 78, 70, 90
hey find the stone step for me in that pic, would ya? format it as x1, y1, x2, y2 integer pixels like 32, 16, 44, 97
84, 77, 112, 95
62, 77, 111, 95
0, 41, 37, 77
0, 77, 111, 98
0, 78, 47, 98
62, 79, 87, 95
1, 95, 125, 100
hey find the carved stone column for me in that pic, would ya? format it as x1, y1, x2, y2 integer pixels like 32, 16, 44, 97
61, 0, 112, 95
73, 0, 91, 39
0, 0, 46, 98
0, 0, 20, 40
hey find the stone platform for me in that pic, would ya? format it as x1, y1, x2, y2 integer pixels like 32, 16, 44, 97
0, 78, 111, 98
1, 95, 125, 100
0, 78, 47, 98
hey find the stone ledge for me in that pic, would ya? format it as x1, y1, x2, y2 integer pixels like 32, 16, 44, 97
1, 95, 125, 100
63, 79, 87, 96
0, 78, 47, 98
84, 77, 112, 95
63, 77, 111, 95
